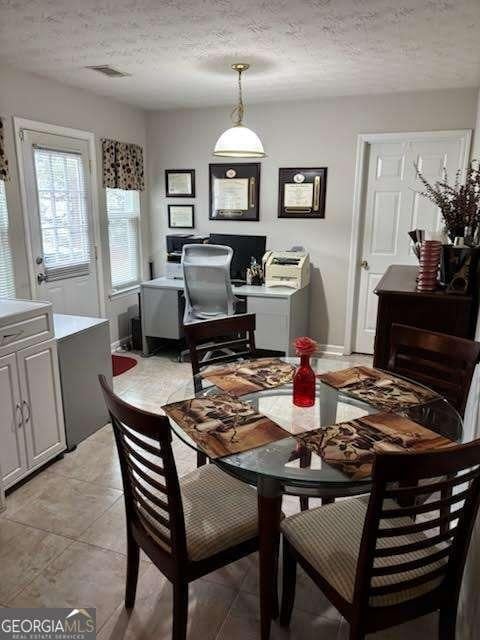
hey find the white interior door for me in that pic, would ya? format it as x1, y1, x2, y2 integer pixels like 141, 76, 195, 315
353, 132, 470, 354
20, 129, 100, 316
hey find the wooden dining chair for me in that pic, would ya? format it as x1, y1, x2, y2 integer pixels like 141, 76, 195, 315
386, 323, 480, 416
98, 375, 259, 640
280, 441, 480, 640
184, 313, 257, 379
184, 313, 257, 466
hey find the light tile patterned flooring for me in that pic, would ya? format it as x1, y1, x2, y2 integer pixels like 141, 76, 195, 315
0, 351, 438, 639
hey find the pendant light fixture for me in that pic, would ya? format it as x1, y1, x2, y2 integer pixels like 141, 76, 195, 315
213, 63, 266, 158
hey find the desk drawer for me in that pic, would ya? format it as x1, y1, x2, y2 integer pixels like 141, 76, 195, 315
0, 314, 53, 356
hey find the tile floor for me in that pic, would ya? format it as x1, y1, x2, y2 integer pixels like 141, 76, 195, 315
0, 351, 438, 639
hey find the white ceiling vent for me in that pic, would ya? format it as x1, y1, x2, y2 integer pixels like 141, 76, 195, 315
85, 65, 130, 78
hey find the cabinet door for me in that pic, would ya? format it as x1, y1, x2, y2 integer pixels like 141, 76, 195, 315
0, 353, 28, 488
17, 339, 66, 470
247, 296, 289, 352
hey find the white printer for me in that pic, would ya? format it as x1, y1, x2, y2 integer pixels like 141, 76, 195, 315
263, 251, 310, 289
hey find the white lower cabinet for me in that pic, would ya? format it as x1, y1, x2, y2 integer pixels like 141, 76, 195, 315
0, 301, 65, 491
0, 352, 27, 487
18, 339, 66, 472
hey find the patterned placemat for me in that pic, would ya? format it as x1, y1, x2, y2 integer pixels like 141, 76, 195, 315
201, 358, 295, 397
296, 412, 453, 480
163, 393, 290, 459
317, 366, 439, 412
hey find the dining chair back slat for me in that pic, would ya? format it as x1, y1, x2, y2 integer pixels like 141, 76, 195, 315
386, 323, 480, 415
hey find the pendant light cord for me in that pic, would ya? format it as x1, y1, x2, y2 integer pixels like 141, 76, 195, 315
231, 68, 244, 126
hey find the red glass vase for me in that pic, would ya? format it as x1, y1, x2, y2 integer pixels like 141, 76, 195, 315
293, 354, 316, 407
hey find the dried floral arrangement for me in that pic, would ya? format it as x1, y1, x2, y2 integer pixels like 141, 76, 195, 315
415, 160, 480, 245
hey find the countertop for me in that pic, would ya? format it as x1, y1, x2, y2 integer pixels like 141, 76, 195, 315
141, 276, 304, 298
375, 265, 471, 300
54, 313, 109, 340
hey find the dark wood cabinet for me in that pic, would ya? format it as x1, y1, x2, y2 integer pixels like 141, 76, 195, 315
373, 265, 478, 369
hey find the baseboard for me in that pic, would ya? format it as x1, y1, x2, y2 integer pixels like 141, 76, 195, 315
111, 335, 132, 351
317, 344, 345, 356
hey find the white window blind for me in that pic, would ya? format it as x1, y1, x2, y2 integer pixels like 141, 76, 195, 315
0, 181, 15, 298
106, 188, 141, 289
33, 147, 91, 280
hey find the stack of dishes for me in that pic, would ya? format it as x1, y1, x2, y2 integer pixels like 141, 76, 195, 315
417, 240, 442, 291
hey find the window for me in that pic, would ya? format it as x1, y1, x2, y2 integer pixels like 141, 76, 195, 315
0, 181, 15, 298
106, 188, 141, 290
34, 147, 90, 279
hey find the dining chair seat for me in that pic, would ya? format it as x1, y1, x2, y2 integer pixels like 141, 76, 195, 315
281, 497, 446, 608
138, 463, 258, 562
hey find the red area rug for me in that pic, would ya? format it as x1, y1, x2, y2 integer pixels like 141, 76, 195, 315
112, 354, 138, 377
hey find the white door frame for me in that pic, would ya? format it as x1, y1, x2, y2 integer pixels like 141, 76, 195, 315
343, 129, 472, 355
13, 117, 106, 316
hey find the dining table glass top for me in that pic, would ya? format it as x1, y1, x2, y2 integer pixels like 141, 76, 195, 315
166, 357, 463, 491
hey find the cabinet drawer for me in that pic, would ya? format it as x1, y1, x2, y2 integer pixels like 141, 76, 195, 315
0, 314, 53, 356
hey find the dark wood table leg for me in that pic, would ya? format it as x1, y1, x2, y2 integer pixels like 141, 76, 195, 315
258, 477, 283, 640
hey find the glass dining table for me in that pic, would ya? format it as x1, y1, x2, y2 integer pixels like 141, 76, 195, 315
166, 357, 463, 640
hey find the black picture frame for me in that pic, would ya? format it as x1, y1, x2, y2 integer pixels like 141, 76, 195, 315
165, 169, 196, 198
209, 163, 260, 221
168, 204, 195, 229
278, 167, 327, 219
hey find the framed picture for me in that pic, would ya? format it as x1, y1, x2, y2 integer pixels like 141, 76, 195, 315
168, 204, 195, 229
165, 169, 195, 197
209, 163, 260, 221
278, 167, 327, 219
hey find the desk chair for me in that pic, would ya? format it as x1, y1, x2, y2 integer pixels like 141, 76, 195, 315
280, 441, 480, 640
386, 324, 480, 417
99, 375, 259, 640
182, 244, 238, 323
183, 313, 256, 466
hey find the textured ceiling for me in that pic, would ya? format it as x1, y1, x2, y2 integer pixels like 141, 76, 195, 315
1, 0, 480, 110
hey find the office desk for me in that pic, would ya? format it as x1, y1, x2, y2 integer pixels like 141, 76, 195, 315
140, 277, 309, 356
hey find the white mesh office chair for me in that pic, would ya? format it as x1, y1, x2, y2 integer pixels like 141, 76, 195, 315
182, 244, 238, 324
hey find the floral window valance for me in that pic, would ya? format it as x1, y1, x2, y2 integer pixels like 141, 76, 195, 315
102, 138, 144, 191
0, 118, 9, 181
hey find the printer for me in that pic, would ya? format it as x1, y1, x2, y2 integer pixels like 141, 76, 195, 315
263, 251, 310, 289
166, 234, 208, 279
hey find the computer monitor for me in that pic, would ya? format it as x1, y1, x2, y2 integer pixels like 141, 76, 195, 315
208, 233, 267, 282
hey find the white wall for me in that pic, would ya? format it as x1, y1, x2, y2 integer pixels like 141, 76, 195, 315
147, 88, 477, 349
0, 64, 149, 344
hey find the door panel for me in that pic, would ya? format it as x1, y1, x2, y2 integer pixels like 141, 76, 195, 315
370, 191, 401, 255
17, 339, 65, 470
0, 353, 27, 488
19, 129, 100, 317
354, 133, 470, 354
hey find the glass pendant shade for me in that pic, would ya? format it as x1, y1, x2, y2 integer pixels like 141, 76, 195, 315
213, 124, 266, 158
213, 64, 266, 158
